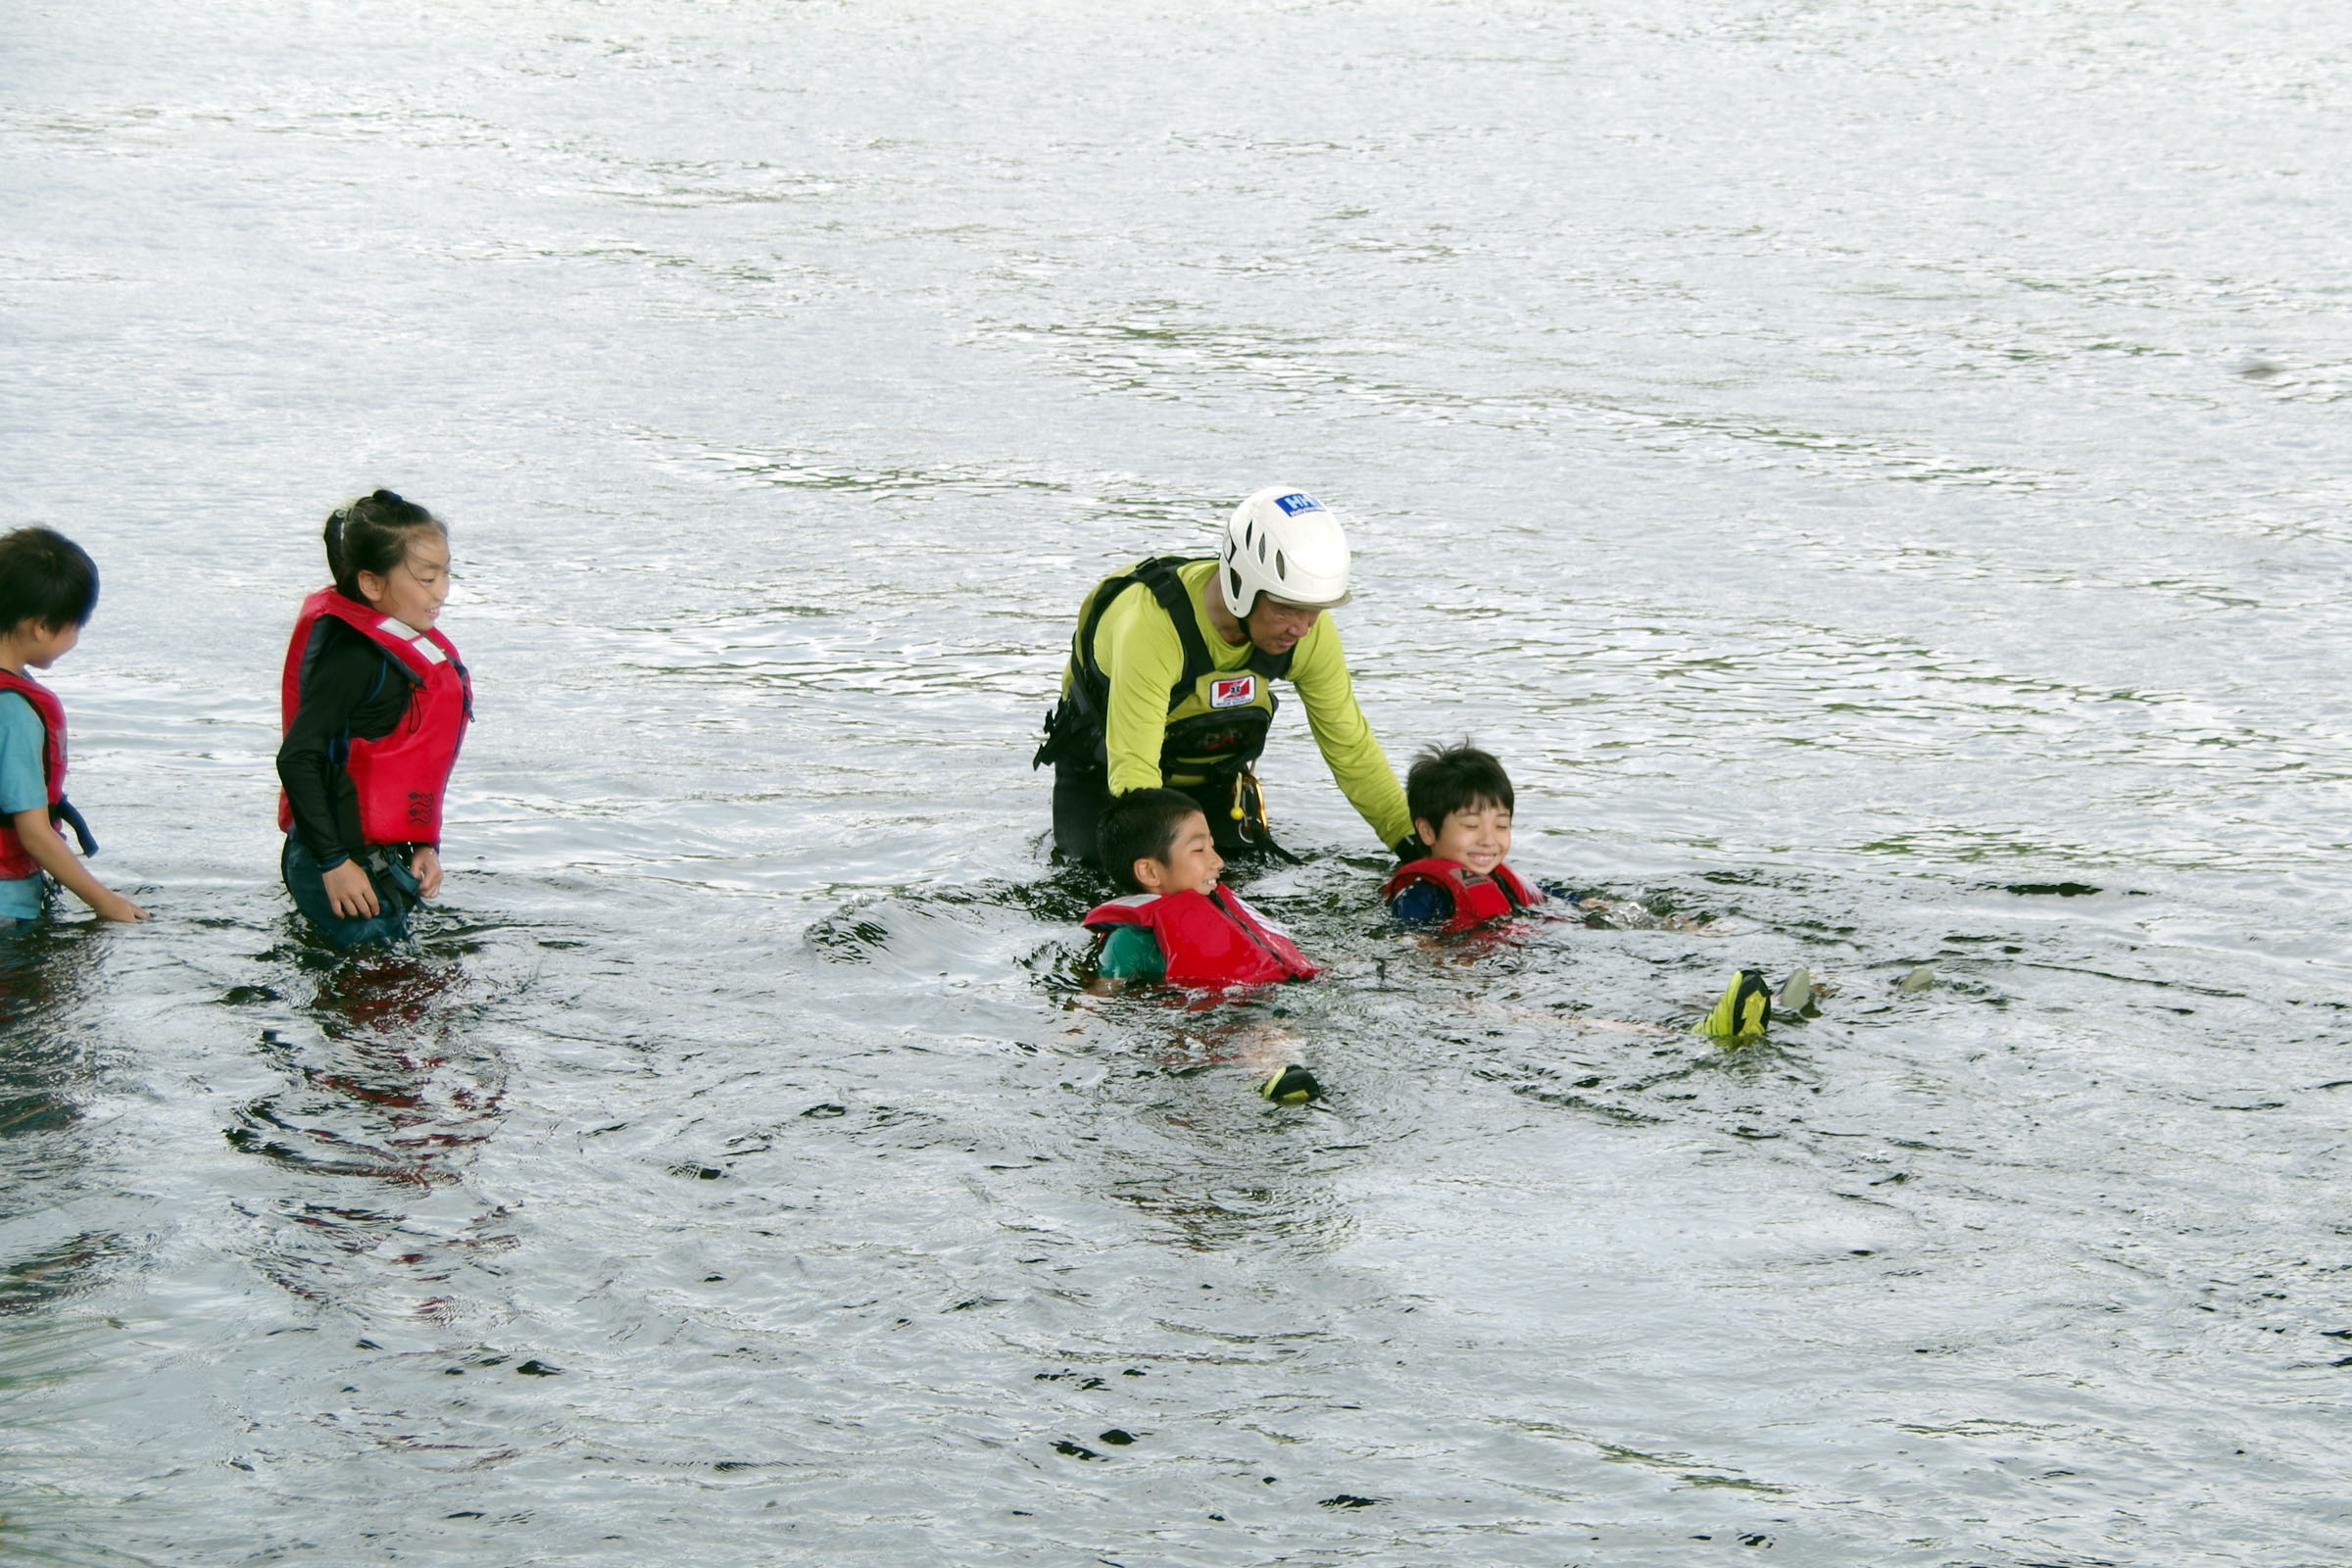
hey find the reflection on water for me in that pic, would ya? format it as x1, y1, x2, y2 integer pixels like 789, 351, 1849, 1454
8, 0, 2352, 1560
0, 927, 126, 1330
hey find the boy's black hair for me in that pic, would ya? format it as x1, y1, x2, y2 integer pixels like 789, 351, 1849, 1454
324, 490, 444, 602
0, 527, 100, 632
1097, 788, 1208, 894
1406, 743, 1515, 834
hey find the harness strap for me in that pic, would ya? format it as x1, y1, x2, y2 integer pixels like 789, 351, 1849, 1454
1044, 557, 1300, 776
1229, 766, 1301, 863
1132, 558, 1214, 710
1078, 557, 1296, 716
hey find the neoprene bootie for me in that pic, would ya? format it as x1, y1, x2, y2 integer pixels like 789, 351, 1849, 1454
1258, 1063, 1321, 1104
1694, 968, 1773, 1041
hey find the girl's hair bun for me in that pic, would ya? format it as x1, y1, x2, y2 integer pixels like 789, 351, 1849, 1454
324, 490, 442, 599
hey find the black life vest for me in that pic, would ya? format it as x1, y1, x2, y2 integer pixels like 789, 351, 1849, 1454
1034, 557, 1294, 785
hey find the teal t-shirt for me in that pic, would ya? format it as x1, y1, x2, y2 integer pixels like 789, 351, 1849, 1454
0, 692, 50, 919
1095, 923, 1165, 982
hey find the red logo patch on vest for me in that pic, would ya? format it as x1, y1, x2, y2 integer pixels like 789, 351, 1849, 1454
1209, 675, 1256, 709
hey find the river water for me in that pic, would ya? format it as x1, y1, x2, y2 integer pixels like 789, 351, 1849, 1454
4, 1, 2350, 1563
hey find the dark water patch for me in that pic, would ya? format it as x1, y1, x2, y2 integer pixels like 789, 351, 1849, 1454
0, 1092, 79, 1140
0, 1234, 132, 1318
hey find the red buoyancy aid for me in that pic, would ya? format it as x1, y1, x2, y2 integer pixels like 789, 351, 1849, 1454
1084, 885, 1320, 988
0, 670, 81, 881
277, 588, 471, 847
1381, 858, 1544, 934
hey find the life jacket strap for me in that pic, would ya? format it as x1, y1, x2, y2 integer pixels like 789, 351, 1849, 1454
50, 799, 96, 858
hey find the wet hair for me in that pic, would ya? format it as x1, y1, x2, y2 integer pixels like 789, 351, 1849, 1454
1406, 743, 1515, 835
1097, 788, 1208, 894
323, 490, 444, 602
0, 527, 100, 633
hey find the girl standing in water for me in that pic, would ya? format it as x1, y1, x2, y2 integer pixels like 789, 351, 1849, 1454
275, 491, 471, 948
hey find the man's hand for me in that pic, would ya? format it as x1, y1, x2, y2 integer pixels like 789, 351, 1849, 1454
409, 846, 442, 900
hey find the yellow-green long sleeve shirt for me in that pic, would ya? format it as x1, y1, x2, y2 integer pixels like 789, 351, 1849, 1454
1083, 558, 1410, 848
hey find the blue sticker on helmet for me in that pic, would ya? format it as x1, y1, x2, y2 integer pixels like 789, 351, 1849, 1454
1273, 492, 1323, 515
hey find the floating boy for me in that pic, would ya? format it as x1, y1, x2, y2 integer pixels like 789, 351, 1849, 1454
1384, 744, 1795, 1041
1082, 788, 1321, 1102
1383, 743, 1551, 932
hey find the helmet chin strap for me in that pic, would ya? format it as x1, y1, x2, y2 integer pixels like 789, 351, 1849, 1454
1203, 567, 1249, 644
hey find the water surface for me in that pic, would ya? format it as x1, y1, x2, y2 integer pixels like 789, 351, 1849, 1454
4, 2, 2351, 1562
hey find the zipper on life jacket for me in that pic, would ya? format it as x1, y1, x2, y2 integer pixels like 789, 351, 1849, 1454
1212, 888, 1293, 967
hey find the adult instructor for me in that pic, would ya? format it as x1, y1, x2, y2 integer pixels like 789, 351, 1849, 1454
1035, 485, 1416, 865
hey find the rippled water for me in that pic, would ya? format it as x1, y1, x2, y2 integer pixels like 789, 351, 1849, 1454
6, 1, 2352, 1562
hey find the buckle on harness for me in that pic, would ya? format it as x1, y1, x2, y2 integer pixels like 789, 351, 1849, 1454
1228, 767, 1300, 864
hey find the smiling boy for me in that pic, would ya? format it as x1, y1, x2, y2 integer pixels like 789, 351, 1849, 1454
1084, 788, 1319, 988
1082, 788, 1323, 1101
1383, 744, 1544, 932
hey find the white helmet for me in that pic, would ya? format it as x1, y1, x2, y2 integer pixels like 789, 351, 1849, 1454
1220, 486, 1352, 617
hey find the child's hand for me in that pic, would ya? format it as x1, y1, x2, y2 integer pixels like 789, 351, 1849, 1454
91, 890, 149, 922
409, 846, 442, 901
321, 858, 380, 919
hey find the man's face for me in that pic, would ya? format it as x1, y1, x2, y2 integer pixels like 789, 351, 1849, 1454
1245, 597, 1321, 657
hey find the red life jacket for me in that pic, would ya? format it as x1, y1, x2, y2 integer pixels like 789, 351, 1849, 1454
1084, 885, 1320, 987
0, 670, 90, 881
1381, 858, 1544, 934
277, 588, 471, 847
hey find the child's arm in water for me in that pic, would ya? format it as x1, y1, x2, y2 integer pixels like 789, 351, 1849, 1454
1085, 924, 1165, 993
10, 806, 145, 921
1388, 880, 1453, 928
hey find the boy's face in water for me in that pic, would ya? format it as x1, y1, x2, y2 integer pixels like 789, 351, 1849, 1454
1133, 809, 1224, 897
1417, 798, 1513, 876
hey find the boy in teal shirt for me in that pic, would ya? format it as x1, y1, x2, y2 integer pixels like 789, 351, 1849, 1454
0, 527, 146, 927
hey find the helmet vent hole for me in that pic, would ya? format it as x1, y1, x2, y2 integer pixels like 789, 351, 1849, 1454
1256, 537, 1266, 562
1228, 568, 1242, 601
1275, 550, 1287, 579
